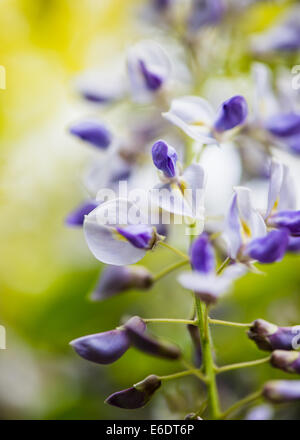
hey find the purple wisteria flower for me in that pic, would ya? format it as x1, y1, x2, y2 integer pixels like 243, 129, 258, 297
178, 234, 245, 304
224, 186, 289, 264
187, 0, 225, 32
152, 140, 178, 178
151, 141, 206, 221
271, 350, 300, 375
263, 380, 300, 403
127, 41, 171, 102
65, 200, 98, 227
106, 375, 161, 409
69, 119, 112, 149
248, 319, 300, 352
163, 95, 248, 145
91, 265, 153, 301
84, 199, 162, 265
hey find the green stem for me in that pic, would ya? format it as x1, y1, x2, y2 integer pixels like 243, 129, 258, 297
221, 390, 262, 420
153, 259, 189, 282
159, 365, 206, 383
208, 318, 251, 329
159, 241, 190, 261
144, 318, 196, 325
216, 257, 231, 275
215, 356, 270, 374
195, 297, 221, 419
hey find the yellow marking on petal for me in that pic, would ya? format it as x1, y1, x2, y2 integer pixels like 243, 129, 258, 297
241, 220, 252, 238
191, 121, 206, 127
112, 230, 129, 243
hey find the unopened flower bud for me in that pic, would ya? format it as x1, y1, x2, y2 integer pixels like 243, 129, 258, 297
105, 375, 161, 409
125, 317, 181, 360
263, 380, 300, 403
187, 324, 202, 368
271, 350, 300, 374
70, 119, 112, 149
91, 266, 153, 301
248, 319, 299, 351
184, 413, 203, 420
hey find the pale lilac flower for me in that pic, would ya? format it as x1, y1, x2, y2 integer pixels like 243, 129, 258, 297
84, 199, 162, 265
127, 41, 171, 102
163, 95, 248, 145
263, 380, 300, 403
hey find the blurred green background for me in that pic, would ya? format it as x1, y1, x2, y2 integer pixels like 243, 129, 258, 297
0, 0, 300, 420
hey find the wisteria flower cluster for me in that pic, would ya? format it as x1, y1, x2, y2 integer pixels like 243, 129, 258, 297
66, 0, 300, 420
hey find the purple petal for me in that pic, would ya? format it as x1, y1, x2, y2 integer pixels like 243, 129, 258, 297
287, 134, 300, 154
248, 319, 299, 351
125, 318, 181, 360
190, 233, 215, 274
268, 210, 300, 236
224, 193, 242, 259
271, 350, 300, 374
139, 60, 163, 91
70, 329, 130, 364
91, 266, 153, 301
263, 380, 300, 403
65, 201, 98, 227
70, 120, 112, 149
214, 95, 248, 133
152, 140, 178, 178
188, 0, 225, 31
116, 224, 156, 250
266, 113, 300, 138
246, 228, 289, 264
105, 375, 161, 409
287, 236, 300, 253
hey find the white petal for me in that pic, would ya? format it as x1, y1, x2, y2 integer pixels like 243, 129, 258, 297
163, 96, 216, 144
265, 160, 283, 218
235, 186, 266, 239
84, 199, 147, 265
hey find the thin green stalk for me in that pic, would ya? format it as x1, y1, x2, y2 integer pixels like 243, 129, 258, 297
195, 297, 221, 419
216, 257, 231, 275
153, 259, 189, 282
159, 241, 190, 261
158, 370, 195, 382
221, 390, 262, 420
215, 356, 270, 374
208, 318, 251, 329
144, 318, 197, 325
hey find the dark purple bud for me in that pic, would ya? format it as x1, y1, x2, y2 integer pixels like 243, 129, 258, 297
65, 201, 98, 227
245, 228, 289, 264
70, 329, 130, 364
105, 374, 161, 409
268, 211, 300, 236
248, 319, 299, 351
190, 233, 215, 274
214, 95, 248, 133
187, 324, 202, 368
184, 413, 203, 420
139, 60, 163, 91
271, 350, 300, 374
152, 140, 178, 178
116, 225, 158, 250
287, 236, 300, 253
188, 0, 225, 31
70, 120, 112, 149
125, 318, 181, 360
91, 266, 153, 301
263, 380, 300, 403
266, 113, 300, 138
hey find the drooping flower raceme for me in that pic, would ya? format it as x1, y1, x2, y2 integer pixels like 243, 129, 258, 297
163, 95, 248, 145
